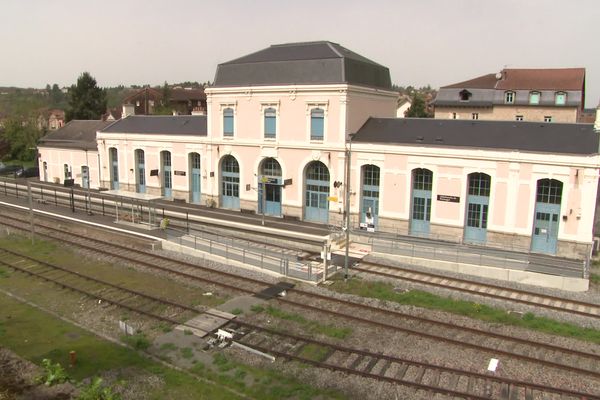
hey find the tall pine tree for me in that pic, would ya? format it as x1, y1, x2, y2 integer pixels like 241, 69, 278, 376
66, 72, 107, 121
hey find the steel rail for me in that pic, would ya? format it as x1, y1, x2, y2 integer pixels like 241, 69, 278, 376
355, 261, 600, 319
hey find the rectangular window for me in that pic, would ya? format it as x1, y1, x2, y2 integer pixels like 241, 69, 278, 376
529, 92, 540, 105
471, 113, 479, 120
515, 115, 523, 121
412, 197, 425, 220
264, 108, 276, 139
555, 92, 566, 105
544, 116, 552, 123
505, 92, 515, 104
310, 108, 324, 140
223, 108, 234, 136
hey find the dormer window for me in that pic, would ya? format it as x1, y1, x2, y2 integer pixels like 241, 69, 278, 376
529, 91, 540, 105
459, 90, 471, 101
555, 92, 567, 105
504, 91, 515, 104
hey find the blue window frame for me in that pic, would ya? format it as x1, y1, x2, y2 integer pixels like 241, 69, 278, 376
529, 91, 540, 105
223, 107, 234, 136
555, 92, 566, 105
264, 107, 276, 139
310, 108, 324, 140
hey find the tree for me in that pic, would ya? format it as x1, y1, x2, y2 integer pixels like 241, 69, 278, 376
66, 72, 107, 121
405, 92, 429, 118
50, 83, 64, 106
1, 117, 41, 161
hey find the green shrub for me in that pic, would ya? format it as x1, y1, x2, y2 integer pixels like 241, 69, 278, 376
77, 377, 121, 400
121, 333, 150, 350
37, 358, 69, 386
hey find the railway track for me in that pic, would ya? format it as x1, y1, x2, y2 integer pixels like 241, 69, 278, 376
231, 321, 599, 400
2, 208, 600, 389
0, 246, 595, 399
0, 247, 200, 326
354, 261, 600, 319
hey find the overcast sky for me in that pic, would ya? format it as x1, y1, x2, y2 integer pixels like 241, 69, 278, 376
2, 0, 599, 107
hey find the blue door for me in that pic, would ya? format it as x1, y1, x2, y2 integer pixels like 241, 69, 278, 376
81, 166, 89, 189
531, 179, 562, 254
464, 173, 490, 244
258, 158, 282, 217
190, 153, 201, 203
136, 150, 145, 193
361, 165, 380, 227
258, 180, 282, 217
221, 156, 240, 209
109, 148, 119, 190
410, 169, 432, 236
304, 162, 329, 224
162, 151, 172, 198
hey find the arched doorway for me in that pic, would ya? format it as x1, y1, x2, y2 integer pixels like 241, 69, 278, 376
189, 152, 201, 204
410, 168, 432, 236
220, 155, 240, 209
464, 173, 491, 243
161, 151, 172, 198
304, 161, 329, 223
109, 148, 118, 190
360, 165, 380, 228
135, 149, 145, 193
258, 158, 282, 217
531, 179, 562, 254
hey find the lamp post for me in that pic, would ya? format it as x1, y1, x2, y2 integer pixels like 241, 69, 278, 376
343, 133, 354, 281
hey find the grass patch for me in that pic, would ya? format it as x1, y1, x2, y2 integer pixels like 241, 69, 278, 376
180, 347, 194, 359
332, 278, 600, 344
159, 342, 177, 352
264, 306, 351, 339
121, 333, 150, 350
590, 273, 600, 285
231, 308, 243, 315
298, 344, 329, 362
0, 293, 244, 399
250, 304, 265, 313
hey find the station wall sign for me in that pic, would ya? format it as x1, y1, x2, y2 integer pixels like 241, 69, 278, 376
437, 194, 460, 203
174, 170, 186, 176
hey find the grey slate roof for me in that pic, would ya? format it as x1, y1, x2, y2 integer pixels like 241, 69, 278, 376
213, 41, 392, 90
38, 120, 114, 150
353, 118, 598, 155
101, 115, 207, 135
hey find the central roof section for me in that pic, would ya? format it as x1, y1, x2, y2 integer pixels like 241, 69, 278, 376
213, 41, 392, 90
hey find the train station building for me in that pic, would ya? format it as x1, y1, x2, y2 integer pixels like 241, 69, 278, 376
37, 41, 600, 260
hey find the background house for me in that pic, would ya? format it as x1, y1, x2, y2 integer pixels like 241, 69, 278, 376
433, 68, 586, 123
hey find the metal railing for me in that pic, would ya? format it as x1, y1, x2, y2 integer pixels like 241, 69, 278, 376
164, 227, 323, 282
